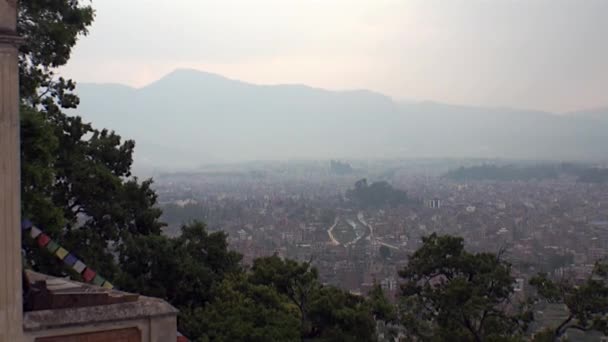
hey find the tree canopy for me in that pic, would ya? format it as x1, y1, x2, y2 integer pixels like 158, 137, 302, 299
444, 163, 608, 183
398, 233, 531, 342
249, 255, 377, 341
529, 260, 608, 341
346, 178, 416, 208
19, 0, 163, 282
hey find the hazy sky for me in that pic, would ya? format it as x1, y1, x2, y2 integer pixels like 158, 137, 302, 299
61, 0, 608, 113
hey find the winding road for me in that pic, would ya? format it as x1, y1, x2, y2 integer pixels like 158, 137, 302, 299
327, 217, 340, 246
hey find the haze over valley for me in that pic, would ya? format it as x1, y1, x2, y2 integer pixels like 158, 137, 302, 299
74, 69, 608, 169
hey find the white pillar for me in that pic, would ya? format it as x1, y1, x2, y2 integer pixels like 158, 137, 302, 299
0, 1, 23, 341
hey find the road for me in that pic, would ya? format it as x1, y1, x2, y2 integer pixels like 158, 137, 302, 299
327, 217, 340, 246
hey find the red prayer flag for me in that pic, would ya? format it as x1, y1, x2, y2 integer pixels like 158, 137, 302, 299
37, 234, 51, 247
82, 268, 96, 282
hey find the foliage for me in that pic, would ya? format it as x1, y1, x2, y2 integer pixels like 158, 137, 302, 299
115, 226, 379, 341
398, 233, 530, 342
192, 274, 301, 342
18, 0, 165, 281
445, 163, 608, 183
21, 110, 164, 279
20, 106, 64, 246
18, 0, 94, 109
117, 221, 241, 308
249, 255, 377, 341
250, 255, 318, 333
576, 167, 608, 183
379, 245, 391, 260
346, 178, 415, 208
307, 286, 377, 342
367, 284, 397, 323
444, 164, 560, 182
529, 260, 608, 340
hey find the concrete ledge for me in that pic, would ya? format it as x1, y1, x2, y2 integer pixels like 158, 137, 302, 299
24, 296, 178, 332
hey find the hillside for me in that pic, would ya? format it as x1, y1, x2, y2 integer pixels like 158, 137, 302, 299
73, 69, 608, 168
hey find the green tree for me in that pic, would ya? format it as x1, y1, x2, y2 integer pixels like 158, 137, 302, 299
191, 274, 301, 342
307, 286, 377, 342
249, 255, 377, 341
117, 222, 241, 306
116, 222, 242, 339
379, 245, 391, 260
529, 260, 608, 341
250, 255, 319, 336
18, 0, 93, 113
19, 0, 91, 273
398, 233, 530, 342
18, 0, 165, 280
346, 179, 414, 208
367, 283, 396, 323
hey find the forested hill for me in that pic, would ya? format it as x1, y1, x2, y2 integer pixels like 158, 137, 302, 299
444, 163, 608, 183
74, 69, 608, 167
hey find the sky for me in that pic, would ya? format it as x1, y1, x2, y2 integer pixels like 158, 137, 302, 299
60, 0, 608, 113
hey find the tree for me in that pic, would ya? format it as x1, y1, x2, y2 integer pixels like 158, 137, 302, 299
21, 112, 164, 279
18, 0, 94, 108
250, 255, 319, 336
379, 245, 391, 260
19, 0, 92, 273
367, 284, 399, 342
367, 284, 397, 323
346, 179, 414, 208
18, 0, 165, 281
398, 233, 530, 342
191, 274, 301, 342
529, 260, 608, 341
307, 286, 377, 342
115, 221, 242, 340
249, 255, 378, 341
117, 221, 242, 308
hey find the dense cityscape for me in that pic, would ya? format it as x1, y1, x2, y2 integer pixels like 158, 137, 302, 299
156, 160, 608, 303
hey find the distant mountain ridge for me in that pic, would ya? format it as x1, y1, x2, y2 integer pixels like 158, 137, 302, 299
72, 69, 608, 168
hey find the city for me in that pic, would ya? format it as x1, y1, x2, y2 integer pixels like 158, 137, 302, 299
155, 160, 608, 302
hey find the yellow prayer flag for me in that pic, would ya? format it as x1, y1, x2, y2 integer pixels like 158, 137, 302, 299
55, 247, 69, 260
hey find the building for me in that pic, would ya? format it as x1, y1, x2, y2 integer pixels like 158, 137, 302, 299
425, 198, 442, 209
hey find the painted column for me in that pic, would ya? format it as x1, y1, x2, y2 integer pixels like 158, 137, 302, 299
0, 1, 23, 341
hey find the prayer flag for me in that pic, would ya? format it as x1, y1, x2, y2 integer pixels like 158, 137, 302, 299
46, 241, 60, 254
55, 247, 69, 260
37, 234, 50, 247
73, 260, 86, 274
92, 275, 105, 286
82, 268, 96, 282
21, 220, 32, 230
63, 254, 78, 267
30, 226, 42, 239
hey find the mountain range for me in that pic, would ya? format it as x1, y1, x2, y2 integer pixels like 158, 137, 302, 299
72, 69, 608, 168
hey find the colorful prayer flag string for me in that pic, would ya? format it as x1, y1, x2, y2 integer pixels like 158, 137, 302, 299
22, 219, 185, 341
22, 219, 114, 290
